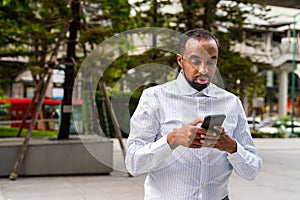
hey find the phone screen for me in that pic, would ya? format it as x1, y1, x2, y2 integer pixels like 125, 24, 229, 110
201, 114, 226, 131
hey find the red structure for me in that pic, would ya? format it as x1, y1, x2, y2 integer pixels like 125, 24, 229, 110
287, 98, 297, 115
0, 98, 62, 130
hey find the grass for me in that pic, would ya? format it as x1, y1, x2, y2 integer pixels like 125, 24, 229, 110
0, 127, 57, 138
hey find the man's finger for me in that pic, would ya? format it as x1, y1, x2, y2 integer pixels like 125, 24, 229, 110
194, 134, 203, 140
189, 140, 202, 148
205, 130, 220, 138
188, 118, 204, 126
197, 127, 207, 134
213, 126, 224, 135
202, 139, 218, 147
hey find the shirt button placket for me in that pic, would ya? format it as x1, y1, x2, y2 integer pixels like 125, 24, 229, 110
200, 160, 206, 198
198, 94, 203, 117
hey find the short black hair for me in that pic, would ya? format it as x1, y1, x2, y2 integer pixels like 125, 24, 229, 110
179, 28, 218, 55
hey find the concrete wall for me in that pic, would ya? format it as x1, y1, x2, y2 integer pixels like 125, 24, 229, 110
0, 136, 113, 176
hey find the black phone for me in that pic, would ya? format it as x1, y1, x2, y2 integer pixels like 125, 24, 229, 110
201, 114, 226, 131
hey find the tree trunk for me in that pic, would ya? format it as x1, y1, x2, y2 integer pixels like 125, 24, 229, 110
16, 79, 43, 137
58, 0, 80, 139
9, 71, 52, 180
101, 81, 131, 177
203, 0, 219, 32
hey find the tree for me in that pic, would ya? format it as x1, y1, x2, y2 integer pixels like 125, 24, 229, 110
57, 0, 80, 139
0, 0, 70, 83
0, 0, 71, 133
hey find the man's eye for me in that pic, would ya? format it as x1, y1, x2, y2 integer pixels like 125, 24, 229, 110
206, 60, 216, 66
191, 60, 201, 66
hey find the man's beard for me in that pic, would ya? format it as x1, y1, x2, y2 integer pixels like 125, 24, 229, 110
186, 74, 211, 91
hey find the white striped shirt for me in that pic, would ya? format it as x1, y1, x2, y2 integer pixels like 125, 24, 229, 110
125, 72, 263, 200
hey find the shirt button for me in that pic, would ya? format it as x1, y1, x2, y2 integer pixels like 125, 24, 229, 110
201, 183, 205, 189
199, 104, 203, 107
230, 157, 234, 161
197, 93, 201, 96
203, 162, 206, 167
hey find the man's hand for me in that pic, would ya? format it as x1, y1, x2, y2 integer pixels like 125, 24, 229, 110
167, 118, 206, 150
203, 126, 237, 153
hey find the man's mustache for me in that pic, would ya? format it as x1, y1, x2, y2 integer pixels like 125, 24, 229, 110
194, 74, 210, 82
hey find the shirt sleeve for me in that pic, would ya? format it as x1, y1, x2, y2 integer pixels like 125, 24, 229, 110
125, 89, 173, 176
227, 99, 263, 181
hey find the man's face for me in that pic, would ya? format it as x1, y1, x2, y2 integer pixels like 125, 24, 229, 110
177, 38, 218, 91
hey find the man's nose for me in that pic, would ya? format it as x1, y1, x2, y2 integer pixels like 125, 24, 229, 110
197, 63, 208, 74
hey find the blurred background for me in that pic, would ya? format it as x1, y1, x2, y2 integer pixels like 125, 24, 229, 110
1, 0, 300, 140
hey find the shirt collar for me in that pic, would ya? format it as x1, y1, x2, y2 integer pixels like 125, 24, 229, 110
176, 71, 218, 98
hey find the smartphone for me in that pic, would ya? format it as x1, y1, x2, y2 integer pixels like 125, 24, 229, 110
201, 114, 226, 131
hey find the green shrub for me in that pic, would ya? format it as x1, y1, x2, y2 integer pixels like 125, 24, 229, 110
251, 129, 285, 138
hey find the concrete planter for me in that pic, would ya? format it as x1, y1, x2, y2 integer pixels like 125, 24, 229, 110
0, 135, 113, 177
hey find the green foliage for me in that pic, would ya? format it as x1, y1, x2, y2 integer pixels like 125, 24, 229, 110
0, 98, 10, 120
131, 0, 175, 28
0, 0, 70, 56
0, 127, 57, 138
251, 129, 285, 138
0, 0, 71, 91
100, 0, 138, 32
0, 90, 4, 98
79, 0, 140, 46
273, 115, 291, 128
217, 49, 269, 101
102, 49, 177, 88
279, 115, 291, 122
79, 27, 112, 44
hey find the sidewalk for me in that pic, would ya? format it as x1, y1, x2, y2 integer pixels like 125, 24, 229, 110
230, 138, 300, 200
0, 138, 300, 200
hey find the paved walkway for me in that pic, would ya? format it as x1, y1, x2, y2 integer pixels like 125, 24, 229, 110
0, 138, 300, 200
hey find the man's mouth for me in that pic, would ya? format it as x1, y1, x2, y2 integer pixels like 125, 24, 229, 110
195, 76, 209, 84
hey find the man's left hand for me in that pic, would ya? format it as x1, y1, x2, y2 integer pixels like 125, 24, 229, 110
202, 126, 237, 154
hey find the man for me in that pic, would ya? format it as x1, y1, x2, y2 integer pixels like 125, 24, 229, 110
125, 28, 262, 200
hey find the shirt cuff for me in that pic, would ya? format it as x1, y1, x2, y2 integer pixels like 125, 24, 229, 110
152, 135, 173, 159
227, 142, 247, 165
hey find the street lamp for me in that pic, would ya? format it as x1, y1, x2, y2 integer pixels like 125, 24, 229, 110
272, 11, 300, 136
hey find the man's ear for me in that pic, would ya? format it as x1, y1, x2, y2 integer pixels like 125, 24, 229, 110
176, 54, 183, 68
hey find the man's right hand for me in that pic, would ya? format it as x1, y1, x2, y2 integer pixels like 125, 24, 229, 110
167, 118, 206, 150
